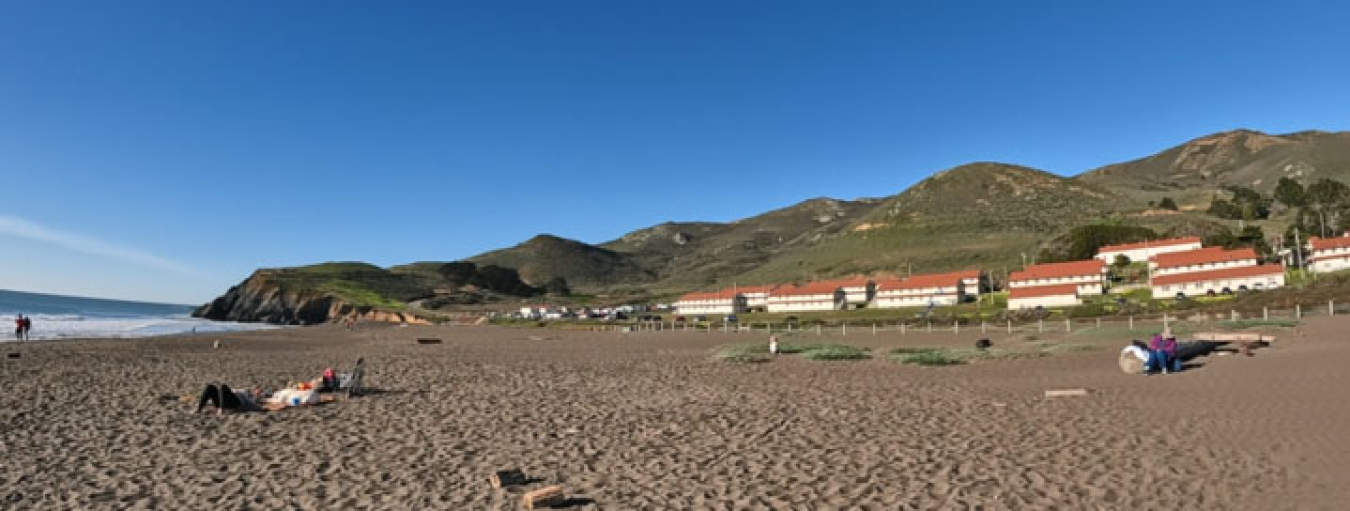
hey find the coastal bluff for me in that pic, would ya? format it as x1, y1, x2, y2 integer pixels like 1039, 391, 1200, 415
193, 267, 430, 326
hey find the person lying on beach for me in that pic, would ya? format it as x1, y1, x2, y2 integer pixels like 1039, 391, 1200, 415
195, 383, 264, 415
195, 380, 332, 414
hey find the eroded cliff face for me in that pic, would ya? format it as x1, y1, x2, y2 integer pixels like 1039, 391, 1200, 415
193, 271, 429, 325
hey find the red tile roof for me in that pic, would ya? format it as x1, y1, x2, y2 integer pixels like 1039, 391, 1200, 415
1009, 260, 1106, 282
732, 285, 777, 295
1008, 284, 1080, 299
1150, 264, 1284, 287
770, 282, 844, 297
1309, 235, 1350, 251
1097, 236, 1201, 254
1152, 247, 1257, 269
876, 271, 969, 291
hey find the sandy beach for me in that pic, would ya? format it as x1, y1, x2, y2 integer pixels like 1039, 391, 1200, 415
2, 317, 1349, 509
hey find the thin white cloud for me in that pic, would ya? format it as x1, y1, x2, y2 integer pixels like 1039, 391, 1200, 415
0, 215, 203, 277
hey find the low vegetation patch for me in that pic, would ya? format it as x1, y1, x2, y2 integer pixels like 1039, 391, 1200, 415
799, 344, 870, 361
712, 343, 771, 363
713, 341, 870, 362
890, 347, 972, 366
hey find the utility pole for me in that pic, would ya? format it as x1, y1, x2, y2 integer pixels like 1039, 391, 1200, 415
1294, 227, 1304, 270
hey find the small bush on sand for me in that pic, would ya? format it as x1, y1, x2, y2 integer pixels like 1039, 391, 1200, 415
713, 343, 770, 363
890, 347, 968, 366
800, 344, 870, 361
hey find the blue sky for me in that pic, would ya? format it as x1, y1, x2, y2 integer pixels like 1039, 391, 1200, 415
2, 1, 1348, 304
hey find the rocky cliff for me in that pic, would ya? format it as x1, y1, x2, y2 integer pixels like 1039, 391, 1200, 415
193, 269, 430, 325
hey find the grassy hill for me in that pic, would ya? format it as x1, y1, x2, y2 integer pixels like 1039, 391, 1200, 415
471, 234, 656, 290
1076, 129, 1350, 208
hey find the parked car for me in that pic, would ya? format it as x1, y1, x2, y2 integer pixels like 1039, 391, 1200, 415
723, 314, 739, 323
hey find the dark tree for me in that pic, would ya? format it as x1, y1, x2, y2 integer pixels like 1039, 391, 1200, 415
1274, 177, 1307, 207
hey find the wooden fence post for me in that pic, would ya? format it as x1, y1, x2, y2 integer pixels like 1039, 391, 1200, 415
1007, 319, 1012, 334
842, 322, 847, 336
982, 321, 987, 334
872, 323, 877, 336
1096, 317, 1101, 329
1065, 318, 1071, 332
1297, 304, 1302, 319
901, 322, 906, 335
1129, 316, 1134, 331
927, 322, 932, 333
1038, 319, 1043, 333
1264, 307, 1269, 320
954, 321, 959, 335
1331, 300, 1335, 316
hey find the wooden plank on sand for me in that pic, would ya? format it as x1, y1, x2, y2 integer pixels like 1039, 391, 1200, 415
1045, 389, 1089, 398
521, 485, 565, 509
416, 338, 442, 345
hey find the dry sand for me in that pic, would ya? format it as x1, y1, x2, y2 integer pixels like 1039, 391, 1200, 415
2, 316, 1349, 509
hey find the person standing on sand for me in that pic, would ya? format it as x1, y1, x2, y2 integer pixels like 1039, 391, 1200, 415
21, 315, 31, 341
769, 335, 779, 355
14, 315, 24, 342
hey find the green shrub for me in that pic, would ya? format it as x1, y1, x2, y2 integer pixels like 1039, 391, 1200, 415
800, 344, 870, 361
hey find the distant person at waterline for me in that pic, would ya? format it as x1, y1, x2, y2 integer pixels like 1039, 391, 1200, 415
21, 315, 31, 341
14, 315, 24, 341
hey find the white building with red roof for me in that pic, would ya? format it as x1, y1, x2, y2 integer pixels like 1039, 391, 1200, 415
1150, 247, 1258, 277
1008, 284, 1082, 309
766, 282, 845, 313
1150, 264, 1285, 299
1094, 236, 1202, 264
1307, 234, 1350, 273
674, 290, 746, 315
1005, 260, 1107, 309
873, 271, 968, 308
733, 285, 776, 312
816, 277, 875, 309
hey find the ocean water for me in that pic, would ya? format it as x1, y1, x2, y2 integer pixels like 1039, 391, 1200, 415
0, 289, 276, 341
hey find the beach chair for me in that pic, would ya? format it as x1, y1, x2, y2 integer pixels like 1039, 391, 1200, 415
339, 357, 366, 398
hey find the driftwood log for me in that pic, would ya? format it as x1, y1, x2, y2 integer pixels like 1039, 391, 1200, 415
416, 338, 442, 345
1191, 331, 1275, 356
521, 485, 565, 509
489, 469, 527, 489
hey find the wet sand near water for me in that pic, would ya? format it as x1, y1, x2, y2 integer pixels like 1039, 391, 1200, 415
2, 316, 1348, 509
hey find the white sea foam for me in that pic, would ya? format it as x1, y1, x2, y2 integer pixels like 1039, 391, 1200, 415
2, 313, 277, 341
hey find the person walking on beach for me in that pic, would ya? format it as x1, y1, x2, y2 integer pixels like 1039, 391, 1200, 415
14, 315, 24, 342
20, 315, 31, 341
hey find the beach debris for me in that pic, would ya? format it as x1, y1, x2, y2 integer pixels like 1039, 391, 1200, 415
416, 338, 442, 345
1044, 389, 1090, 398
975, 338, 993, 351
489, 469, 528, 489
212, 340, 222, 349
563, 427, 580, 435
5, 352, 19, 359
526, 335, 555, 341
521, 485, 566, 510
